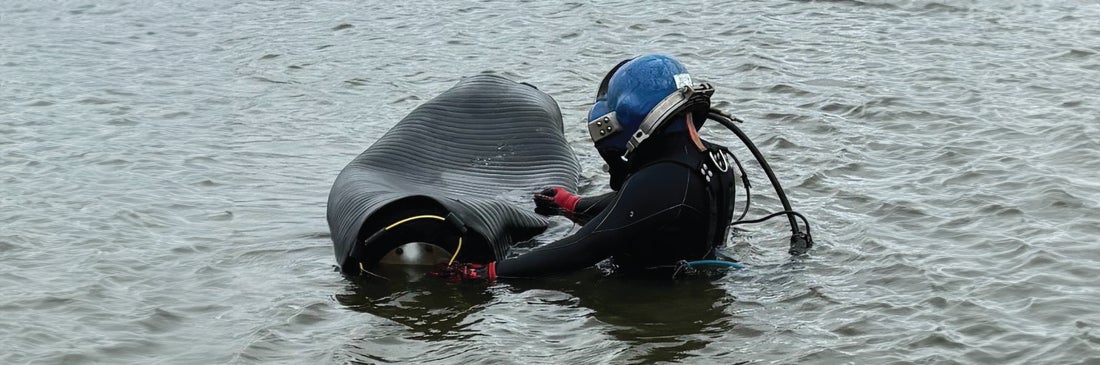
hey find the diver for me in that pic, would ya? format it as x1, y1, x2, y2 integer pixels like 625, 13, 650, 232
433, 54, 746, 281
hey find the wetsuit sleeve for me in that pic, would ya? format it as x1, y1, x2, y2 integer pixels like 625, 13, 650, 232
569, 191, 617, 225
494, 163, 698, 278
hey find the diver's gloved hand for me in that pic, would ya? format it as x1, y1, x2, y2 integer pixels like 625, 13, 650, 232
430, 262, 496, 282
533, 187, 580, 217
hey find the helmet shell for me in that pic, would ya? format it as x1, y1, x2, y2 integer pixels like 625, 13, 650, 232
594, 54, 690, 151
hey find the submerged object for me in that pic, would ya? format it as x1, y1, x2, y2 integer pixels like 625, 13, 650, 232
327, 74, 580, 274
378, 242, 452, 266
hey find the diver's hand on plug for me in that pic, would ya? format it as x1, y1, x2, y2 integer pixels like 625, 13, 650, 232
533, 187, 580, 217
429, 262, 496, 282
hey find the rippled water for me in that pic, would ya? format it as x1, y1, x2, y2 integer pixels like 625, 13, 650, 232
3, 1, 1099, 363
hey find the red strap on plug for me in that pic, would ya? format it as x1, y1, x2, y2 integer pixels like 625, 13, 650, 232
486, 261, 497, 281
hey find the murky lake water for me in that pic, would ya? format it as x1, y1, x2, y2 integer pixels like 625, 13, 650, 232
3, 1, 1099, 363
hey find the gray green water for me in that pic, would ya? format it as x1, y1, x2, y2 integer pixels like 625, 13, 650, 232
3, 1, 1099, 364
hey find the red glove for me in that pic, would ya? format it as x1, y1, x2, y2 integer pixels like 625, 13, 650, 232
533, 187, 580, 218
430, 262, 497, 282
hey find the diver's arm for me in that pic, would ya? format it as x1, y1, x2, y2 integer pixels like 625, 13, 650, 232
533, 189, 615, 225
492, 217, 621, 278
496, 163, 691, 278
569, 191, 617, 225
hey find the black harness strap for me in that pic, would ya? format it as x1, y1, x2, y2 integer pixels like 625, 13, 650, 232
700, 146, 737, 256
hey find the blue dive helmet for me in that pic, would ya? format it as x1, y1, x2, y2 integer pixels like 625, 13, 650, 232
586, 54, 714, 161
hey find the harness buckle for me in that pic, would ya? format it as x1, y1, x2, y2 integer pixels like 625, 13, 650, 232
708, 149, 730, 173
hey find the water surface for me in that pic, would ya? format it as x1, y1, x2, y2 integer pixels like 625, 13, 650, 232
2, 1, 1099, 363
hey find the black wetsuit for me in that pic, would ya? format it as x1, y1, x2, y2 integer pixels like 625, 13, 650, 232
494, 131, 738, 277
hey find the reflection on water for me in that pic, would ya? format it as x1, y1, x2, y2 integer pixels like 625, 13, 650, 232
336, 266, 493, 342
550, 276, 741, 364
339, 265, 749, 364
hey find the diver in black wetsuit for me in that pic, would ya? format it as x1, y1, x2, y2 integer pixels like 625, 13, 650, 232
434, 54, 740, 280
